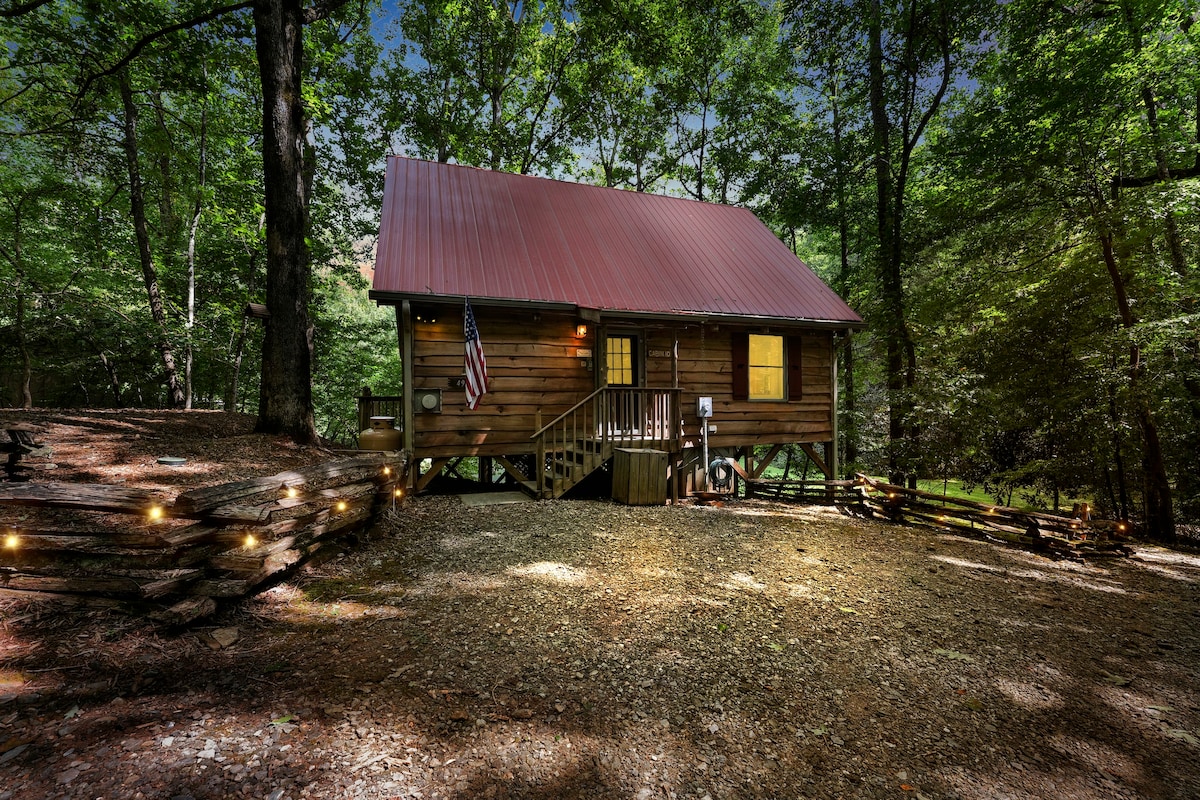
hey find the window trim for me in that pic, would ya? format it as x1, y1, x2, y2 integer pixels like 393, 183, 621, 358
732, 332, 804, 402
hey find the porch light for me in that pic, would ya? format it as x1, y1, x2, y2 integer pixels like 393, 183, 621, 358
576, 324, 588, 338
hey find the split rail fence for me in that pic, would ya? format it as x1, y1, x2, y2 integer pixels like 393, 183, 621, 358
0, 453, 406, 624
745, 473, 1131, 559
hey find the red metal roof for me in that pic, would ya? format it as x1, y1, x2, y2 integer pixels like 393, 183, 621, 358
371, 157, 862, 327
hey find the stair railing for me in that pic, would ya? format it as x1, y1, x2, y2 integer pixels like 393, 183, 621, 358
531, 387, 681, 497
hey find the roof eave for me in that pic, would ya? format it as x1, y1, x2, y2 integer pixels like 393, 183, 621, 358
369, 291, 864, 331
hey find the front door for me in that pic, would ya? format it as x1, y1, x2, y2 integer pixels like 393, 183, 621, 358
605, 334, 642, 436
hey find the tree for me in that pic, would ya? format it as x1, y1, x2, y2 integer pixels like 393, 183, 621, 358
929, 0, 1200, 538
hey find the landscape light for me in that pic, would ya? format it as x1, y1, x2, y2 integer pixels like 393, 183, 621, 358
286, 487, 298, 498
337, 501, 348, 512
4, 533, 18, 549
382, 466, 391, 476
245, 534, 257, 548
394, 488, 403, 497
148, 505, 164, 521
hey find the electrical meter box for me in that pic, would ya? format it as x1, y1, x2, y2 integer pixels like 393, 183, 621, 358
697, 397, 713, 418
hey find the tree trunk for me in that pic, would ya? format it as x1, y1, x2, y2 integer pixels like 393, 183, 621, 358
119, 72, 186, 409
185, 87, 208, 411
831, 86, 858, 467
252, 0, 318, 444
16, 292, 32, 408
93, 343, 124, 408
867, 0, 905, 484
1099, 232, 1174, 539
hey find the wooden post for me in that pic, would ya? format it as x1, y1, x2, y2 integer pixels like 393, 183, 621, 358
535, 410, 545, 498
831, 334, 840, 480
400, 302, 415, 486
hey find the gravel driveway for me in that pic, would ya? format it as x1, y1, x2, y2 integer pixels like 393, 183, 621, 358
2, 495, 1199, 799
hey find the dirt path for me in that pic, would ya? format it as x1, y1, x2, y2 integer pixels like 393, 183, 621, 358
3, 489, 1199, 800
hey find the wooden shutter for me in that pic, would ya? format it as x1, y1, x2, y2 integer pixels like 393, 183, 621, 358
731, 333, 749, 402
787, 335, 804, 401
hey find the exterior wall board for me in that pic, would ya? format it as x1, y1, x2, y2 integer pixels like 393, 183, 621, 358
409, 309, 837, 460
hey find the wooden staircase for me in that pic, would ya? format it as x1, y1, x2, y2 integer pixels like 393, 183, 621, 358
527, 387, 681, 499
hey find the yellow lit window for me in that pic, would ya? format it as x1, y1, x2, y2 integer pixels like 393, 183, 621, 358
748, 334, 784, 400
607, 336, 634, 386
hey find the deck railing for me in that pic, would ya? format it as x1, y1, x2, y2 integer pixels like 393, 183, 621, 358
357, 388, 404, 437
532, 387, 681, 497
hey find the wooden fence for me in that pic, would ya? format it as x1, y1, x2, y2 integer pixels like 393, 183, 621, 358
0, 453, 406, 624
738, 472, 1130, 559
851, 474, 1131, 559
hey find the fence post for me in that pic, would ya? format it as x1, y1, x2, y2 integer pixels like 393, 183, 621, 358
358, 387, 372, 434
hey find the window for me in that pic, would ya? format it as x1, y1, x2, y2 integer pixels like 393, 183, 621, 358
732, 332, 804, 402
607, 335, 635, 386
748, 334, 785, 400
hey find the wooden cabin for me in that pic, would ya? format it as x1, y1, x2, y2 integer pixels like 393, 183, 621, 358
369, 157, 863, 499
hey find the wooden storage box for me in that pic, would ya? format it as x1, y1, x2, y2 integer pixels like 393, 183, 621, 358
612, 448, 668, 506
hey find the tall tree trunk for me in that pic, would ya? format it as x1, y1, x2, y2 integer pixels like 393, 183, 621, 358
16, 292, 32, 408
1121, 0, 1188, 276
184, 88, 208, 410
830, 82, 857, 467
1099, 232, 1174, 539
867, 0, 905, 484
91, 340, 124, 408
252, 0, 318, 444
119, 72, 186, 409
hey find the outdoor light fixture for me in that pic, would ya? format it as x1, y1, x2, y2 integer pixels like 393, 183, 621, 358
245, 534, 257, 548
148, 505, 164, 521
382, 466, 391, 476
286, 487, 298, 498
576, 324, 588, 338
337, 501, 348, 512
4, 533, 17, 549
394, 488, 403, 498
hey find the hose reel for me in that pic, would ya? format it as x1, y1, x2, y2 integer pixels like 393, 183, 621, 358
708, 457, 734, 491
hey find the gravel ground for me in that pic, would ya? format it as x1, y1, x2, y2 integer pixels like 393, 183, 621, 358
2, 492, 1199, 799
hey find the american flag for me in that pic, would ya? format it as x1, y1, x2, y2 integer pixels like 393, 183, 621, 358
464, 299, 488, 410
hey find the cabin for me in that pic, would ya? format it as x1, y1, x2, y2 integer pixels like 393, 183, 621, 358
368, 157, 863, 500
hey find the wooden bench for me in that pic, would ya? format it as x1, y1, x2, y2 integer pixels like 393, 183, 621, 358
2, 425, 56, 481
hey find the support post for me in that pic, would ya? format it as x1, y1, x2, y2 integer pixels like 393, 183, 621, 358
831, 333, 840, 480
400, 302, 415, 486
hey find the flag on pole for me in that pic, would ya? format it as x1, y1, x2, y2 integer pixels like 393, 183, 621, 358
464, 299, 489, 410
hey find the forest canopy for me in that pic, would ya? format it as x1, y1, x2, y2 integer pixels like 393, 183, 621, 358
1, 0, 1197, 537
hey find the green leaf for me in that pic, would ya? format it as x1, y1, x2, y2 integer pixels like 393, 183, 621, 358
1163, 728, 1200, 746
1100, 671, 1132, 687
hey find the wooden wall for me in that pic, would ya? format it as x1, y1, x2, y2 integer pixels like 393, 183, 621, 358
410, 306, 593, 457
406, 304, 835, 460
640, 325, 833, 450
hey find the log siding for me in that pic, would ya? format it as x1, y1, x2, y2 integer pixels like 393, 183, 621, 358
402, 304, 835, 461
